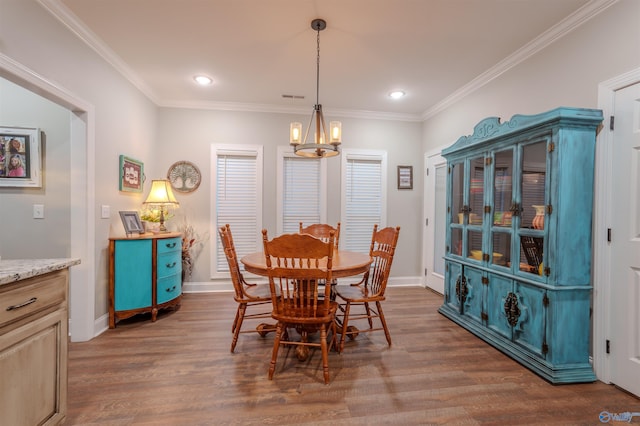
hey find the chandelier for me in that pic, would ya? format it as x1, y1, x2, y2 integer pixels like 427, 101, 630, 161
289, 18, 342, 158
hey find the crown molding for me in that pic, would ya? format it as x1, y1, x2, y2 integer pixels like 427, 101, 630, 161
158, 99, 423, 121
38, 0, 160, 104
421, 0, 619, 121
40, 0, 617, 123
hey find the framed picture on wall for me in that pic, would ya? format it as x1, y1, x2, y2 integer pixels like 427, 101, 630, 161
0, 126, 42, 188
119, 155, 145, 193
397, 165, 413, 190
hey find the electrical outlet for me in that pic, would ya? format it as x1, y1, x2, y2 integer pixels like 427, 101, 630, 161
101, 205, 110, 219
33, 204, 44, 219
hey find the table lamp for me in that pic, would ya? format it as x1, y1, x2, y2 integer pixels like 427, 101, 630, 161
143, 179, 179, 232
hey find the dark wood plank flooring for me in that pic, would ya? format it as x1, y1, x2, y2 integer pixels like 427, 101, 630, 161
66, 287, 638, 425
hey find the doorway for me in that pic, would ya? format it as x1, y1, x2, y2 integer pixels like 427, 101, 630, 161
0, 53, 95, 342
423, 151, 447, 294
594, 68, 640, 397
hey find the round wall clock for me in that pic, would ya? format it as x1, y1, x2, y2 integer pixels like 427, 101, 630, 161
167, 161, 201, 193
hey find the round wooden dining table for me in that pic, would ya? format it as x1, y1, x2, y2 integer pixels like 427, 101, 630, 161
241, 249, 371, 361
240, 250, 372, 278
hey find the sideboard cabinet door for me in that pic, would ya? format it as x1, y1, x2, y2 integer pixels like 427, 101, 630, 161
114, 239, 152, 311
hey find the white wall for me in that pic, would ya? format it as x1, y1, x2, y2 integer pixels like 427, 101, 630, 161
155, 108, 424, 283
422, 0, 640, 152
1, 0, 637, 338
1, 0, 159, 322
0, 78, 71, 259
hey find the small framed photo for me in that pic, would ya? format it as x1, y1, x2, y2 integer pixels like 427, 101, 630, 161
397, 165, 413, 190
119, 211, 144, 235
119, 155, 144, 193
0, 126, 42, 188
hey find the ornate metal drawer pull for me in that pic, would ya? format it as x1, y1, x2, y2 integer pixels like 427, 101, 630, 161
166, 262, 177, 268
166, 286, 176, 292
6, 297, 37, 311
504, 292, 521, 327
166, 242, 177, 248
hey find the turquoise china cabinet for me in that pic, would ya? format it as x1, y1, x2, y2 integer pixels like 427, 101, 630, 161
438, 107, 603, 383
108, 233, 182, 328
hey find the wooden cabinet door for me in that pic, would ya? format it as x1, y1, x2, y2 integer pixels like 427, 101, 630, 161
444, 261, 462, 312
0, 310, 67, 426
512, 282, 546, 358
461, 266, 484, 326
114, 239, 152, 310
485, 274, 513, 340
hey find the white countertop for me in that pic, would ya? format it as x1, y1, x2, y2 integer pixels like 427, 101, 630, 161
0, 258, 81, 286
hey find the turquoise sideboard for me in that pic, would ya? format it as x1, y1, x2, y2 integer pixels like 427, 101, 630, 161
439, 107, 603, 383
109, 232, 182, 328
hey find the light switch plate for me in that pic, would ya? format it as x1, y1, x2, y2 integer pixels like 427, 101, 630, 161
101, 205, 110, 219
33, 204, 44, 219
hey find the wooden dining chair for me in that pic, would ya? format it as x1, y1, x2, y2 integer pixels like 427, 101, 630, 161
219, 224, 274, 353
334, 225, 400, 353
262, 229, 339, 384
299, 222, 341, 249
299, 222, 341, 297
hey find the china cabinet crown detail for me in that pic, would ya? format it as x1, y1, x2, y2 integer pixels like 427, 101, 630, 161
438, 107, 603, 383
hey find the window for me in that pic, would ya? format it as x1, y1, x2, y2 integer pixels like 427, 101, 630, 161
276, 147, 327, 234
340, 149, 387, 253
211, 145, 263, 277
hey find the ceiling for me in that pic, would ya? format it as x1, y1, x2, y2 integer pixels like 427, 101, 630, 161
49, 0, 598, 121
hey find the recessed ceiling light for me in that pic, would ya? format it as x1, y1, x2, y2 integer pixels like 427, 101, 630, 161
194, 75, 213, 85
389, 90, 405, 99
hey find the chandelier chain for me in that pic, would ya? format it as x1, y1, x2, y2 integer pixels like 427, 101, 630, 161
316, 26, 321, 106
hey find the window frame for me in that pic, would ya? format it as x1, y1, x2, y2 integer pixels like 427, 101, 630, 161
210, 144, 263, 278
340, 148, 388, 253
276, 146, 328, 235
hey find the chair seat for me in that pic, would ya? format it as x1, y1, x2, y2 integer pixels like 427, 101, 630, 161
272, 301, 338, 324
242, 284, 272, 301
335, 285, 384, 302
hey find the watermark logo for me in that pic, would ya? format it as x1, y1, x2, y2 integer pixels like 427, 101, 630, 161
599, 411, 640, 423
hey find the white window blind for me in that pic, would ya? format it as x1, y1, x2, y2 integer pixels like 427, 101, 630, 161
341, 150, 387, 253
211, 145, 263, 277
276, 147, 327, 235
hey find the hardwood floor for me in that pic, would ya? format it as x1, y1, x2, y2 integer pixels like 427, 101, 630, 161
66, 287, 638, 425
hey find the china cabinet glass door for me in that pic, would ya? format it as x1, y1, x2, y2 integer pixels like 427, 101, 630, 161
465, 156, 484, 262
518, 140, 547, 277
491, 149, 514, 268
450, 161, 463, 256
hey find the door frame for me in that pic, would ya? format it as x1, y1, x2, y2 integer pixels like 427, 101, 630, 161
423, 148, 448, 293
593, 66, 640, 382
0, 53, 96, 342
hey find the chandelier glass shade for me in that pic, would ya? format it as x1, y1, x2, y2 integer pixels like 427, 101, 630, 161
289, 18, 342, 158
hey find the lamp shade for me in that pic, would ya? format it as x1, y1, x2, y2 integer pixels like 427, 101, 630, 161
144, 179, 179, 205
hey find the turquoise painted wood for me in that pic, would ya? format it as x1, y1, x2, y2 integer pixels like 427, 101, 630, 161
109, 233, 182, 328
156, 237, 181, 305
439, 107, 602, 383
114, 239, 152, 310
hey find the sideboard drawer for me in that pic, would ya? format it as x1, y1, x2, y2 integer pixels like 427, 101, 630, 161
157, 252, 180, 278
157, 237, 181, 254
157, 275, 181, 305
0, 271, 66, 328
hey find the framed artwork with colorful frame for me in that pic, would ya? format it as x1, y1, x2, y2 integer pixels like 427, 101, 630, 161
119, 155, 144, 193
0, 126, 42, 188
